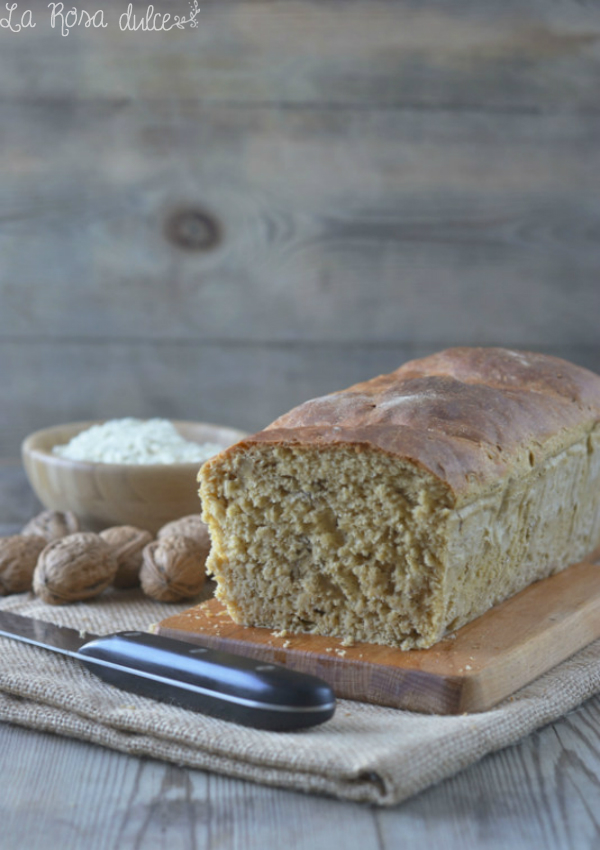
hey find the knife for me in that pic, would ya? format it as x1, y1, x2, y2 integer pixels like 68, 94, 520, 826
0, 611, 336, 731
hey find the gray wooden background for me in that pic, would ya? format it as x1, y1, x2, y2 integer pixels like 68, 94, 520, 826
1, 0, 600, 456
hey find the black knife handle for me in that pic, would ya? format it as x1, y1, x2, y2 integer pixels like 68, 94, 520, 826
77, 631, 336, 731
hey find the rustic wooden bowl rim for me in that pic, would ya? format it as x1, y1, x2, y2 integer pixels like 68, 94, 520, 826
21, 419, 247, 472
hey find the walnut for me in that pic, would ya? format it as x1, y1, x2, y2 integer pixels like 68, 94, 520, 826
140, 535, 207, 602
21, 509, 80, 542
156, 514, 212, 575
157, 514, 211, 552
0, 534, 47, 595
100, 525, 153, 588
33, 532, 118, 605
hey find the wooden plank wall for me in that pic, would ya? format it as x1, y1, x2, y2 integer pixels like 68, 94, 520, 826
1, 0, 599, 456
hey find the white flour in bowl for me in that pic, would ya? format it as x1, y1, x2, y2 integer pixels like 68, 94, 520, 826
53, 418, 223, 465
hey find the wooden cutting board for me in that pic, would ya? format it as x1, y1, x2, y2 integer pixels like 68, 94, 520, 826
156, 553, 600, 714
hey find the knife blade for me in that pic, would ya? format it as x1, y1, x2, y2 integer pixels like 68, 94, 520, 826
0, 610, 336, 731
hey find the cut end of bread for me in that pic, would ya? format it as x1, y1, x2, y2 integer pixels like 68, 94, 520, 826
201, 444, 454, 649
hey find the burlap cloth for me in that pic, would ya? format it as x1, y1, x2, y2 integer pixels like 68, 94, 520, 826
0, 588, 599, 807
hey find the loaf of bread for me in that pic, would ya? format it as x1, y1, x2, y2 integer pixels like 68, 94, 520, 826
199, 348, 600, 649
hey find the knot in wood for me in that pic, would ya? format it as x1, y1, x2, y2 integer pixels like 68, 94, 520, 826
164, 208, 221, 252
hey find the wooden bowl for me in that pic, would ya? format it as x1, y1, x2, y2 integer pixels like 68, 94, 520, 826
21, 420, 248, 534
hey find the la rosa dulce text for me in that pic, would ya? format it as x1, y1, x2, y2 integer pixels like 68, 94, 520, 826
0, 2, 200, 35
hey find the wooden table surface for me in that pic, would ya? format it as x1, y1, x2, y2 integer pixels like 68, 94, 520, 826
2, 462, 600, 849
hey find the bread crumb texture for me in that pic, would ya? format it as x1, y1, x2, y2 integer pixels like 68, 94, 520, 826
199, 348, 600, 649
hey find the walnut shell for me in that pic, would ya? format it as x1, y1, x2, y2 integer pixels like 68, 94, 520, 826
33, 532, 118, 605
140, 535, 207, 602
21, 510, 80, 542
157, 515, 211, 552
100, 525, 153, 588
0, 534, 47, 595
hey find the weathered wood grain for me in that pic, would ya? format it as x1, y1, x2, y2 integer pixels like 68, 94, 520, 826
1, 105, 600, 346
377, 697, 600, 848
0, 340, 425, 456
0, 722, 383, 849
0, 0, 599, 112
0, 1, 599, 461
1, 696, 600, 848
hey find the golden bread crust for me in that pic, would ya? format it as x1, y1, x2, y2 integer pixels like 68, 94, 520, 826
229, 348, 600, 503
